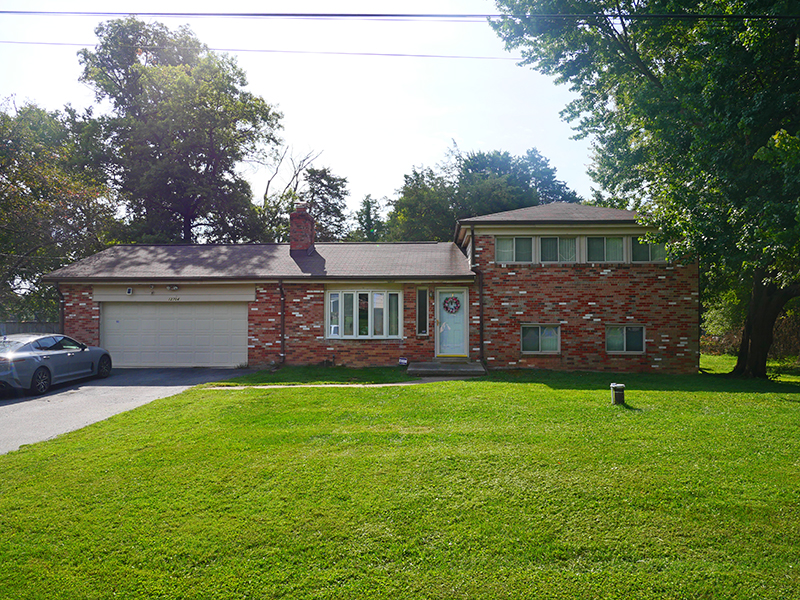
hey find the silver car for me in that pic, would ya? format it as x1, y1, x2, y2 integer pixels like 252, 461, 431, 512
0, 334, 112, 395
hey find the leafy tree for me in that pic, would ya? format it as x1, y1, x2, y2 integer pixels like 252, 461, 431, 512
387, 147, 580, 241
79, 18, 282, 243
492, 0, 800, 377
298, 167, 349, 241
78, 16, 205, 115
386, 167, 457, 241
347, 195, 386, 242
0, 102, 116, 321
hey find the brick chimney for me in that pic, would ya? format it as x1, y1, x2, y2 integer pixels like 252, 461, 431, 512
289, 202, 315, 253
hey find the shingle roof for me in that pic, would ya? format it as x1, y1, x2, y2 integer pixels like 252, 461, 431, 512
458, 202, 639, 225
43, 242, 474, 282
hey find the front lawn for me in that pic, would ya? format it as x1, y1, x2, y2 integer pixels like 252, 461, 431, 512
1, 368, 799, 598
203, 364, 419, 387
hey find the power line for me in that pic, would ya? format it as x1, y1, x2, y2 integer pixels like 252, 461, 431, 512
0, 40, 519, 61
0, 10, 798, 21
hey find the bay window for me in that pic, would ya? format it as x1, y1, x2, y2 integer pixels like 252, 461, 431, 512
328, 290, 402, 339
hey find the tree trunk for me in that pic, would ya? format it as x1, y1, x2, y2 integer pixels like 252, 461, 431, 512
733, 270, 800, 378
182, 213, 193, 243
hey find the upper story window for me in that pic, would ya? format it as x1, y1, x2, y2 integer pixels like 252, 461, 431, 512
587, 236, 624, 262
327, 291, 401, 339
541, 237, 577, 263
493, 234, 667, 265
496, 237, 533, 263
631, 238, 667, 262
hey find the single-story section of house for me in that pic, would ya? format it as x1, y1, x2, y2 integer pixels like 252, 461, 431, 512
43, 202, 699, 373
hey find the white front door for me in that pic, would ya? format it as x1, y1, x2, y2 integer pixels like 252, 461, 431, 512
435, 289, 468, 357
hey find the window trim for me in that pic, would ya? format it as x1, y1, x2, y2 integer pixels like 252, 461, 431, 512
586, 236, 625, 263
495, 236, 534, 263
540, 236, 578, 263
416, 287, 429, 336
631, 237, 667, 263
606, 325, 646, 354
327, 290, 403, 340
521, 324, 561, 354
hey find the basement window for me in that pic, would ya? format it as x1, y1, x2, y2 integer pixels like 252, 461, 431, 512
606, 326, 645, 353
521, 324, 560, 353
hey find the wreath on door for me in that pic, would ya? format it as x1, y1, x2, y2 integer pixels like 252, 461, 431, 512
442, 295, 461, 314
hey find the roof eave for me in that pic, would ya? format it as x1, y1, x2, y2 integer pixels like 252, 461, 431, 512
42, 273, 476, 284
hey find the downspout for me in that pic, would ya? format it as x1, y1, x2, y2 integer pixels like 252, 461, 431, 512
279, 279, 286, 364
470, 226, 485, 362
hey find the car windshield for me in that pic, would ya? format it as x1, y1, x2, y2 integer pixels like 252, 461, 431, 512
0, 339, 25, 352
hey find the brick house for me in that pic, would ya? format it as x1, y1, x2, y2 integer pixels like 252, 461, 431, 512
43, 202, 699, 373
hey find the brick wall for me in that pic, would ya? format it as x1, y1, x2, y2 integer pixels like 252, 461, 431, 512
59, 246, 697, 374
247, 282, 446, 368
60, 284, 101, 346
472, 234, 699, 374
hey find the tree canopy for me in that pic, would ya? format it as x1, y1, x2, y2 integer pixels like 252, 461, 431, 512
79, 17, 282, 243
299, 167, 350, 242
0, 102, 116, 321
493, 0, 800, 377
386, 147, 581, 241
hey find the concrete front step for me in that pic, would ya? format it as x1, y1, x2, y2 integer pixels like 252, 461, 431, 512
407, 361, 487, 377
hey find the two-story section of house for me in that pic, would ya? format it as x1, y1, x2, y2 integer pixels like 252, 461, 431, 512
456, 203, 699, 373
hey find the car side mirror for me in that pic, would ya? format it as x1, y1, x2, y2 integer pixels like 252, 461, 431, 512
80, 344, 88, 351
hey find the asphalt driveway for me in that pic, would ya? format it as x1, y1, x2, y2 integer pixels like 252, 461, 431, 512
0, 368, 247, 455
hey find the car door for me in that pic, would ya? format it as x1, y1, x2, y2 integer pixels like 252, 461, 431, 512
33, 336, 74, 383
58, 336, 93, 379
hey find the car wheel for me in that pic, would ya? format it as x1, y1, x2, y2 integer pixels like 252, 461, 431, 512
97, 355, 112, 379
30, 367, 51, 395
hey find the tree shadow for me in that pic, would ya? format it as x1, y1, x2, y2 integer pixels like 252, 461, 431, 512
478, 368, 800, 396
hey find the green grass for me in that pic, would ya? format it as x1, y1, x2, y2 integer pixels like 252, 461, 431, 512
203, 365, 419, 387
1, 367, 799, 598
700, 354, 800, 383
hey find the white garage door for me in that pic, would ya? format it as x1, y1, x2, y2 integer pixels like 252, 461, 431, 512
102, 302, 248, 367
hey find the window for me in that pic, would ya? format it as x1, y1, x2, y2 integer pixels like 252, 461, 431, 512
541, 237, 577, 262
416, 288, 429, 335
521, 324, 560, 353
606, 326, 645, 353
328, 291, 402, 339
587, 237, 624, 262
631, 237, 666, 262
495, 237, 533, 263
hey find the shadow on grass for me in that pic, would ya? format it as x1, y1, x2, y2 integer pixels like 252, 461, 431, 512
475, 368, 800, 396
203, 363, 800, 398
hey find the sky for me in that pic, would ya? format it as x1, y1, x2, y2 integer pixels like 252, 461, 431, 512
0, 0, 594, 213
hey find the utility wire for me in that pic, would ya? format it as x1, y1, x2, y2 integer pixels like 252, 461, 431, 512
0, 10, 798, 21
0, 40, 519, 60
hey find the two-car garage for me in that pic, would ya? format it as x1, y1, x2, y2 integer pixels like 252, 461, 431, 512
95, 284, 253, 368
